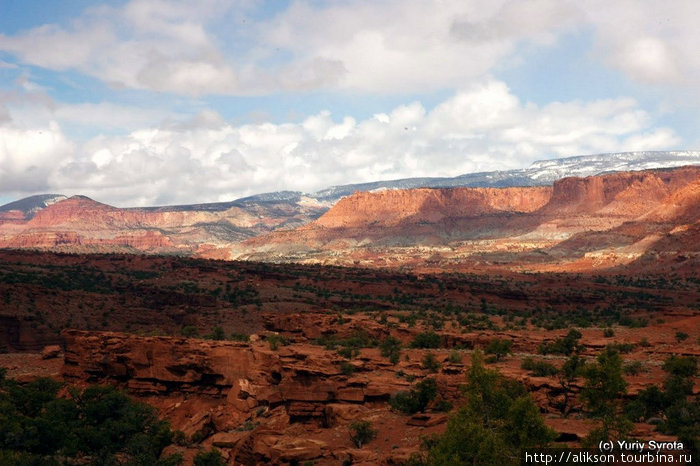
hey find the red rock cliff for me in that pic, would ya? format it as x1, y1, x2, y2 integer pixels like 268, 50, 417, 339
544, 166, 700, 216
312, 186, 553, 229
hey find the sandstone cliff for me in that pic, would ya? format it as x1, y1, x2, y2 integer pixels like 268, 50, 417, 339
313, 186, 552, 229
237, 166, 700, 272
0, 195, 326, 255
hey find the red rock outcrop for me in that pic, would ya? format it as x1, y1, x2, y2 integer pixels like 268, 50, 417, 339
237, 166, 700, 272
61, 330, 425, 463
313, 186, 552, 229
542, 166, 700, 217
0, 194, 326, 255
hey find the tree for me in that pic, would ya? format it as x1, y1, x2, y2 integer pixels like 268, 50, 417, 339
580, 348, 631, 444
379, 336, 402, 365
193, 448, 225, 466
349, 420, 377, 448
0, 378, 180, 465
657, 356, 698, 460
485, 338, 513, 361
410, 332, 441, 349
538, 329, 583, 356
390, 378, 438, 414
207, 326, 226, 341
414, 352, 555, 466
421, 353, 441, 373
556, 354, 585, 417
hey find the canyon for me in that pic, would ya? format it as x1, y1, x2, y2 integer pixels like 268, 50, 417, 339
1, 250, 697, 464
0, 153, 699, 464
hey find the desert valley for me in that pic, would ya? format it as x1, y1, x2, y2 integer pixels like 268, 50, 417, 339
1, 152, 699, 464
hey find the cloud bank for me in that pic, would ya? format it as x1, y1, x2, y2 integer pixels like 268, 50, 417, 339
0, 80, 678, 206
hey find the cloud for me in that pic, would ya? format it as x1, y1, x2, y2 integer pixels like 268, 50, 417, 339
260, 0, 583, 93
0, 122, 74, 192
584, 0, 699, 87
1, 80, 678, 206
0, 0, 697, 97
0, 0, 241, 95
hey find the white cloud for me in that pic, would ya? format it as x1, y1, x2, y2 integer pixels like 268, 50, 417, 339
0, 0, 697, 96
0, 0, 241, 96
1, 80, 678, 206
261, 0, 582, 93
584, 0, 699, 86
0, 122, 74, 192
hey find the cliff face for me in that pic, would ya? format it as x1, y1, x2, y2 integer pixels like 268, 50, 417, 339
313, 186, 553, 229
237, 166, 700, 272
60, 329, 422, 463
543, 167, 700, 217
1, 166, 698, 272
0, 195, 326, 254
27, 196, 258, 230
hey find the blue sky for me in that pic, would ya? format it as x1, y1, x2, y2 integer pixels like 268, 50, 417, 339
0, 0, 698, 206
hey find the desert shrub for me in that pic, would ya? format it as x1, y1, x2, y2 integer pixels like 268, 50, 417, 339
521, 358, 558, 377
485, 338, 512, 361
390, 378, 438, 414
337, 347, 359, 359
349, 420, 377, 448
606, 342, 635, 354
266, 334, 288, 351
0, 377, 179, 465
447, 350, 462, 364
623, 361, 644, 375
603, 328, 614, 337
340, 361, 356, 375
538, 329, 583, 356
180, 325, 199, 338
379, 336, 402, 365
411, 352, 555, 465
421, 353, 441, 373
206, 325, 226, 341
193, 448, 225, 466
410, 332, 441, 349
230, 333, 250, 342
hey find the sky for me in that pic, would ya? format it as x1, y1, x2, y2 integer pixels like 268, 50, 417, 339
0, 0, 698, 207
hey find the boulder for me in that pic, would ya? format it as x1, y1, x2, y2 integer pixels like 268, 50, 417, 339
41, 345, 61, 359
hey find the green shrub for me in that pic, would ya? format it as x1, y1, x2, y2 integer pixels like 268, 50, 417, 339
180, 325, 199, 338
447, 350, 462, 364
390, 378, 438, 414
206, 325, 226, 341
230, 333, 250, 342
422, 353, 442, 373
485, 338, 512, 361
623, 361, 644, 375
410, 332, 441, 349
349, 420, 377, 448
0, 378, 179, 465
266, 334, 288, 351
193, 448, 225, 466
379, 336, 402, 365
521, 357, 558, 377
606, 343, 635, 354
538, 329, 583, 356
340, 361, 356, 375
412, 352, 555, 465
